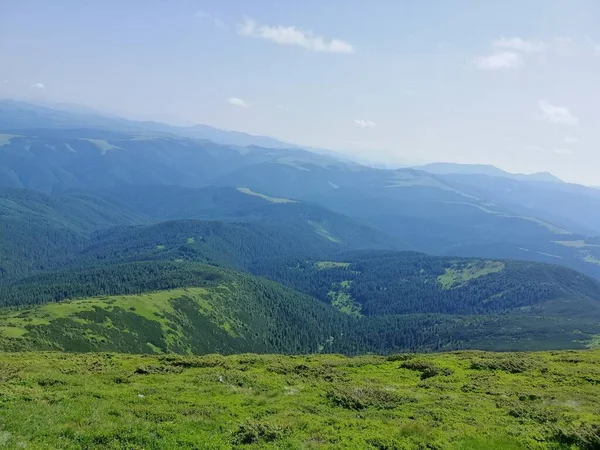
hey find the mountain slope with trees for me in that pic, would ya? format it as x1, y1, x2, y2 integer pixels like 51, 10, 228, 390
2, 255, 600, 354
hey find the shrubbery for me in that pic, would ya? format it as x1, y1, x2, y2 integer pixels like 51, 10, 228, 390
326, 386, 417, 410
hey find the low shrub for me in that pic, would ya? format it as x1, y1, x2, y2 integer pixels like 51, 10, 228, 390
470, 356, 538, 374
387, 353, 416, 362
159, 354, 226, 369
232, 421, 286, 445
400, 360, 452, 379
134, 365, 183, 375
326, 386, 417, 410
554, 423, 600, 450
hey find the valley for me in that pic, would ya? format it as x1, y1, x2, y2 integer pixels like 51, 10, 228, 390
3, 0, 600, 446
1, 100, 600, 448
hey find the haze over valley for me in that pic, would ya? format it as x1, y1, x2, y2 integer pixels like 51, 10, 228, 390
1, 1, 600, 448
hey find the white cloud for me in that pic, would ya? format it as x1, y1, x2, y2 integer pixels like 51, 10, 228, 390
538, 100, 579, 126
563, 136, 579, 145
475, 52, 522, 70
275, 104, 289, 111
354, 119, 376, 129
493, 37, 546, 53
31, 82, 45, 89
552, 148, 573, 155
554, 37, 574, 46
228, 97, 251, 108
589, 39, 600, 54
237, 18, 353, 54
194, 10, 226, 29
474, 37, 546, 71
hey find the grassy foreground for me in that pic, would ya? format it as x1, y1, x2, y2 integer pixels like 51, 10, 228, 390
0, 351, 599, 449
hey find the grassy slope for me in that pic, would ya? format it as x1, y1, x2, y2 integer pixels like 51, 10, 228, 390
0, 263, 353, 355
0, 287, 331, 355
438, 260, 505, 289
2, 284, 600, 355
3, 257, 600, 353
0, 351, 599, 449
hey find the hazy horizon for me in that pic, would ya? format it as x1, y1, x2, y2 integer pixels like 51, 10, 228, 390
1, 0, 599, 184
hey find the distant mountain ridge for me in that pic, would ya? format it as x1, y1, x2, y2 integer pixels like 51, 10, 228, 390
4, 99, 600, 281
0, 99, 568, 185
0, 99, 298, 149
1, 124, 600, 354
412, 162, 564, 183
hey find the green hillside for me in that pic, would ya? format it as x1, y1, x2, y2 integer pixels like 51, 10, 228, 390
2, 261, 600, 354
0, 261, 353, 354
72, 220, 341, 270
257, 251, 600, 317
89, 185, 400, 251
0, 350, 599, 449
0, 186, 399, 283
3, 107, 600, 280
0, 188, 145, 281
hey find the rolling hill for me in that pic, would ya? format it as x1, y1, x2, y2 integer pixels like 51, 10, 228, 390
2, 252, 600, 354
257, 250, 600, 318
0, 261, 351, 354
4, 104, 600, 282
0, 187, 146, 281
0, 99, 298, 149
0, 125, 350, 194
2, 102, 600, 356
0, 185, 399, 282
412, 162, 564, 183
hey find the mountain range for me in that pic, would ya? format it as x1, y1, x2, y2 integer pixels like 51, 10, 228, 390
1, 99, 600, 355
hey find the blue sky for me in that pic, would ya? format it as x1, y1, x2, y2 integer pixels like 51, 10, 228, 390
1, 0, 600, 184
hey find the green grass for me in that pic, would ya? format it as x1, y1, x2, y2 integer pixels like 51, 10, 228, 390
314, 261, 351, 270
0, 287, 248, 354
586, 335, 600, 349
237, 187, 297, 204
327, 281, 362, 317
0, 350, 598, 449
308, 220, 341, 243
0, 134, 19, 146
584, 255, 600, 266
387, 173, 479, 200
430, 200, 570, 236
438, 261, 505, 289
553, 240, 597, 249
0, 288, 195, 337
518, 217, 571, 235
79, 139, 119, 154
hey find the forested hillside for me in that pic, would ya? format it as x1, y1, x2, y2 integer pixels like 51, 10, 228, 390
4, 2, 600, 447
256, 251, 600, 317
4, 110, 600, 279
0, 188, 145, 280
2, 103, 600, 355
2, 260, 600, 353
0, 186, 398, 282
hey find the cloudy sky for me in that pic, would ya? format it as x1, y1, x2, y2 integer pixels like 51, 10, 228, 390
1, 0, 599, 184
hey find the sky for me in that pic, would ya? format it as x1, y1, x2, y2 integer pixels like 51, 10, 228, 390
1, 0, 600, 184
